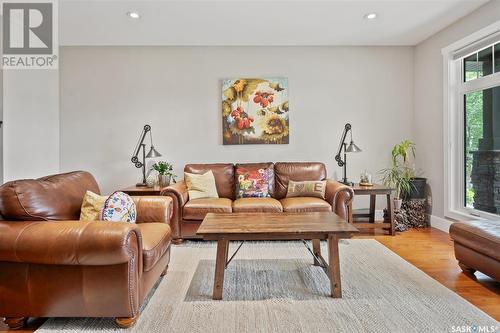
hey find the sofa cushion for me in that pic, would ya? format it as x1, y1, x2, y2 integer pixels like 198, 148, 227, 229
232, 198, 283, 213
184, 171, 219, 200
102, 191, 137, 223
80, 191, 107, 221
450, 220, 500, 262
286, 180, 327, 199
280, 197, 332, 213
235, 163, 274, 197
0, 171, 100, 221
184, 164, 235, 200
235, 164, 273, 198
138, 223, 171, 272
183, 198, 232, 221
274, 162, 327, 199
81, 191, 137, 223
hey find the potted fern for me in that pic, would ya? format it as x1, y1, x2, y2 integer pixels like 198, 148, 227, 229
152, 161, 176, 187
390, 140, 427, 199
380, 140, 419, 210
380, 164, 413, 211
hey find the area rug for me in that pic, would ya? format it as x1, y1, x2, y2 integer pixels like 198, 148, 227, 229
36, 240, 498, 332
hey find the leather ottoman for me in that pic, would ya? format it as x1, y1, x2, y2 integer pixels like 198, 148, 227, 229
449, 220, 500, 281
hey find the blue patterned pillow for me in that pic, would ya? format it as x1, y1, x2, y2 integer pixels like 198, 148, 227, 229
101, 191, 136, 223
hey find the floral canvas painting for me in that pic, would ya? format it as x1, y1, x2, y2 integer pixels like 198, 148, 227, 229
222, 78, 289, 145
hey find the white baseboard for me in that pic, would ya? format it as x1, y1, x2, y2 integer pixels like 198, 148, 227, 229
430, 215, 453, 233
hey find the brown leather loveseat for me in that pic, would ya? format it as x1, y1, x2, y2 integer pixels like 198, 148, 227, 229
0, 171, 173, 329
162, 162, 354, 242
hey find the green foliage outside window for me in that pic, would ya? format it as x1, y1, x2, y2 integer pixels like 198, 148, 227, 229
465, 91, 484, 207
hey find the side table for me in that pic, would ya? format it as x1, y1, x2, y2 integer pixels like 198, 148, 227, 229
348, 184, 395, 235
121, 185, 162, 196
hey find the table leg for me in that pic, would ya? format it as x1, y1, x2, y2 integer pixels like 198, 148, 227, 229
224, 241, 230, 267
369, 194, 376, 222
387, 193, 395, 236
213, 239, 229, 300
312, 239, 321, 266
348, 202, 353, 223
327, 234, 342, 298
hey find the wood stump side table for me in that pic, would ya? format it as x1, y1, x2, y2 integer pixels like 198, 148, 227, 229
348, 184, 395, 235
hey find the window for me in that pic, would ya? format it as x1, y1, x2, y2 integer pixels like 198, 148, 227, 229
464, 86, 500, 214
464, 53, 478, 81
462, 44, 500, 217
443, 25, 500, 220
464, 44, 497, 82
495, 43, 500, 73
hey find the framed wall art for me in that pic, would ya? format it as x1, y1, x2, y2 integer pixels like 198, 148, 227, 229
222, 78, 289, 145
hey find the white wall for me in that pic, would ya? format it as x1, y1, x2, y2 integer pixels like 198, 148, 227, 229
2, 69, 59, 181
60, 46, 414, 195
0, 16, 3, 184
414, 0, 500, 219
0, 7, 59, 182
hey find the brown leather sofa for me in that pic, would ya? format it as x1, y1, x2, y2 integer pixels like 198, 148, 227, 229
449, 220, 500, 281
0, 171, 173, 329
162, 162, 354, 242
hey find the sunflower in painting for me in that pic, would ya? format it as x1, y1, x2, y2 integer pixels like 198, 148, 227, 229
259, 113, 289, 143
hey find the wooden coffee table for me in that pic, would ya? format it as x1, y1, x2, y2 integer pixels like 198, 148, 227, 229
197, 212, 359, 300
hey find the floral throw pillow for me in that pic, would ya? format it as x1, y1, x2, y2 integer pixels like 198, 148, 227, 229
236, 167, 274, 198
101, 191, 136, 223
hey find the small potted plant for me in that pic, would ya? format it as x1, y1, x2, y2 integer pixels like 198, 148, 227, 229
152, 161, 176, 187
380, 164, 413, 211
391, 140, 427, 199
380, 140, 419, 210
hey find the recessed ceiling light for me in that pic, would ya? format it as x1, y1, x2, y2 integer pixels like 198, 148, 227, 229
127, 12, 140, 19
364, 13, 377, 20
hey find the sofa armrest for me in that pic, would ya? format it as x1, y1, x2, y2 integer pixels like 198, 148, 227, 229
161, 180, 189, 206
160, 181, 189, 240
325, 179, 354, 222
0, 221, 142, 266
133, 196, 173, 224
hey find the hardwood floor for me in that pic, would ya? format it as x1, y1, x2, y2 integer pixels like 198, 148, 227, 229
1, 227, 498, 332
358, 227, 500, 321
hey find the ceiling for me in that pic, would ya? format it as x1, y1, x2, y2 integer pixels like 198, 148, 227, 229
59, 0, 489, 46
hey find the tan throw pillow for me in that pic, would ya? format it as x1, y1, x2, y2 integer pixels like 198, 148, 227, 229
286, 180, 327, 199
184, 171, 219, 200
80, 190, 107, 221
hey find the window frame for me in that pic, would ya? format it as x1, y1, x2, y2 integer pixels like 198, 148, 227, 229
442, 20, 500, 221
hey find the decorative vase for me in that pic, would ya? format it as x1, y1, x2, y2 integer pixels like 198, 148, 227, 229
146, 171, 158, 188
158, 174, 171, 188
394, 198, 403, 211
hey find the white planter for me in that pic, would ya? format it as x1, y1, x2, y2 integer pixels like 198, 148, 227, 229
394, 198, 403, 211
158, 174, 171, 188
